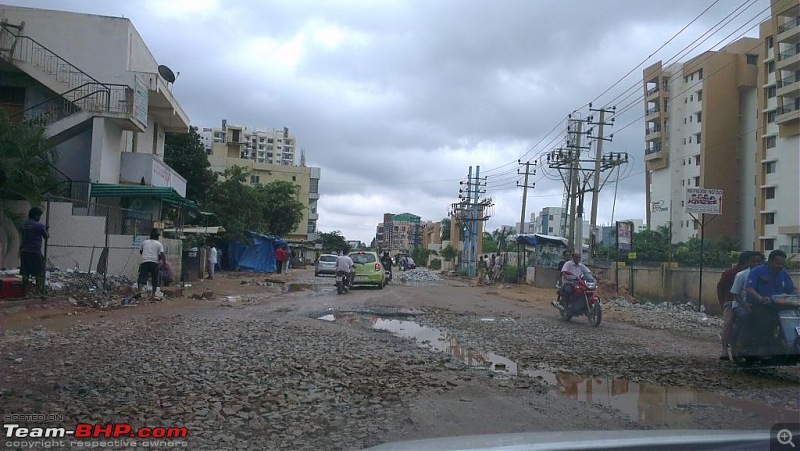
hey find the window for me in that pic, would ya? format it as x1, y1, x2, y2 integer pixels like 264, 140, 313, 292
689, 115, 693, 123
681, 201, 685, 207
292, 176, 296, 181
549, 215, 553, 220
684, 117, 688, 124
765, 186, 776, 199
694, 176, 700, 187
767, 85, 776, 98
549, 227, 554, 233
766, 136, 777, 148
693, 220, 699, 230
746, 54, 758, 65
695, 132, 701, 144
310, 178, 319, 193
698, 69, 703, 79
683, 138, 687, 145
763, 239, 775, 251
767, 61, 775, 73
689, 94, 693, 101
767, 110, 777, 123
767, 36, 774, 49
684, 97, 688, 104
688, 136, 692, 143
763, 212, 775, 225
696, 90, 702, 101
250, 175, 260, 185
682, 179, 685, 186
696, 112, 701, 123
791, 235, 800, 254
695, 155, 700, 165
765, 161, 776, 174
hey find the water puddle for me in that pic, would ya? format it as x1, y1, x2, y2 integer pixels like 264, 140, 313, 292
283, 283, 312, 293
318, 312, 798, 426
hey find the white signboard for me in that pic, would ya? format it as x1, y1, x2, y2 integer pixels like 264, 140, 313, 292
685, 188, 723, 215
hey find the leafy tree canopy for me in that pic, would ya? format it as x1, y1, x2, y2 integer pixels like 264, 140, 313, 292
316, 231, 349, 254
164, 126, 217, 204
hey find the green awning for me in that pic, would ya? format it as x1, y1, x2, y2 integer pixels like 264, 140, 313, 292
90, 183, 198, 211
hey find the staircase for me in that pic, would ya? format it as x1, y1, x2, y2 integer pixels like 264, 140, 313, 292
0, 19, 141, 143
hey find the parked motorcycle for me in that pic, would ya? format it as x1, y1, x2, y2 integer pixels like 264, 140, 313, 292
728, 295, 800, 366
552, 275, 602, 327
335, 270, 351, 295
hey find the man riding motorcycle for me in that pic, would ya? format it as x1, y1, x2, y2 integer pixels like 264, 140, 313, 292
335, 250, 354, 287
381, 251, 393, 281
559, 252, 594, 314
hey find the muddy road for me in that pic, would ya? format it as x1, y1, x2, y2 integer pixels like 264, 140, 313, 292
1, 269, 798, 450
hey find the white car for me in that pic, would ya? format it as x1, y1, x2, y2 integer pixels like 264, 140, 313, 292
315, 254, 338, 276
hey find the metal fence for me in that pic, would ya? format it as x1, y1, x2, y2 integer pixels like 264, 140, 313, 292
44, 196, 181, 281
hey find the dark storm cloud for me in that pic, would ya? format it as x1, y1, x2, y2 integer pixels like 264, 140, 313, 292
6, 0, 768, 241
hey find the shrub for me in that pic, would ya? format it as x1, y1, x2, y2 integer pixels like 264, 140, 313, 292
429, 258, 442, 270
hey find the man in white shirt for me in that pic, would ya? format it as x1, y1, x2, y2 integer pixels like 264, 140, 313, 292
336, 250, 354, 286
207, 244, 218, 279
559, 252, 593, 311
726, 251, 763, 358
138, 229, 164, 296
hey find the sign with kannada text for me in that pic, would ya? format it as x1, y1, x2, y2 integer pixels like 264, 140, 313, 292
685, 188, 723, 215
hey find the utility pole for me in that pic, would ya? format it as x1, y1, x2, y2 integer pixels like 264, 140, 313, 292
588, 105, 616, 264
455, 166, 493, 278
517, 160, 536, 283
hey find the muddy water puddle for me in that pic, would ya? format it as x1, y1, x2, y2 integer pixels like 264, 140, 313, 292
318, 312, 797, 426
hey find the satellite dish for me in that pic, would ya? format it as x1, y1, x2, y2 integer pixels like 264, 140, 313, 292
158, 65, 176, 83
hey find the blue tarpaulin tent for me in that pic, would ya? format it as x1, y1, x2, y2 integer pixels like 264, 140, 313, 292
228, 231, 286, 273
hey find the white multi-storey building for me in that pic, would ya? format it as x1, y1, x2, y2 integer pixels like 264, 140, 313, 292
200, 121, 296, 166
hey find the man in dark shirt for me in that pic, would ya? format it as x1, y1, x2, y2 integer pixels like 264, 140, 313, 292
19, 206, 49, 296
716, 251, 750, 360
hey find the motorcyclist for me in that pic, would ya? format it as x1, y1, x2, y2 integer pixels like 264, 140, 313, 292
335, 250, 354, 287
737, 250, 798, 346
559, 252, 594, 313
381, 251, 393, 279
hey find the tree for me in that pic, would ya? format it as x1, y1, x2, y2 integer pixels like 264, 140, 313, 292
482, 231, 498, 253
203, 166, 262, 237
0, 114, 56, 252
164, 126, 217, 204
491, 227, 514, 253
316, 231, 349, 254
441, 244, 458, 266
411, 247, 433, 267
255, 180, 305, 237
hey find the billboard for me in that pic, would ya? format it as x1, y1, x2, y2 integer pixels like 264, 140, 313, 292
616, 221, 633, 252
685, 188, 723, 215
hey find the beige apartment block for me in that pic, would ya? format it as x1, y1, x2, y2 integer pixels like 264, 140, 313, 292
755, 0, 799, 256
643, 38, 759, 245
204, 121, 320, 242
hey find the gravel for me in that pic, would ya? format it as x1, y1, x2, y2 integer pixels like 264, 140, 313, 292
397, 268, 441, 283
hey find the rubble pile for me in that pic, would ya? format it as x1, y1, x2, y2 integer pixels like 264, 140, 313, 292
45, 270, 136, 308
606, 296, 722, 332
397, 268, 441, 283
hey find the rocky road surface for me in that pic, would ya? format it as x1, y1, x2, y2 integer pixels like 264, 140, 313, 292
1, 268, 798, 450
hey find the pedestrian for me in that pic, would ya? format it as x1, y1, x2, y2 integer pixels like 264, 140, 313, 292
19, 206, 49, 297
138, 229, 164, 298
275, 245, 286, 274
724, 251, 762, 360
207, 242, 218, 279
716, 251, 751, 359
159, 257, 175, 287
492, 253, 504, 285
476, 255, 486, 286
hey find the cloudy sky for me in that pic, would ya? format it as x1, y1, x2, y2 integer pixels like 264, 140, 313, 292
9, 0, 769, 243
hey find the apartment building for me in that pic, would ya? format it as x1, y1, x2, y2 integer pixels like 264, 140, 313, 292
756, 0, 800, 255
377, 213, 422, 252
204, 121, 320, 242
531, 207, 566, 236
0, 5, 190, 206
643, 38, 759, 244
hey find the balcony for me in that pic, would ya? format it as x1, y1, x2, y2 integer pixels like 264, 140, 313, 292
777, 72, 800, 97
120, 152, 187, 197
777, 45, 800, 70
645, 126, 662, 140
644, 145, 663, 162
133, 71, 190, 133
776, 98, 800, 124
777, 17, 800, 44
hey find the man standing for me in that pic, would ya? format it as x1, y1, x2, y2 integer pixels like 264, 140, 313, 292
19, 206, 49, 296
207, 243, 218, 279
138, 229, 164, 298
716, 252, 750, 359
275, 245, 286, 274
476, 255, 486, 286
492, 253, 504, 285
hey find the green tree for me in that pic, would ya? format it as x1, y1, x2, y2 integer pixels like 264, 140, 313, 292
440, 217, 451, 242
441, 244, 458, 266
164, 126, 217, 204
255, 180, 305, 237
482, 231, 498, 253
631, 226, 671, 262
316, 231, 350, 254
0, 114, 56, 251
411, 247, 433, 267
491, 227, 514, 253
204, 166, 263, 237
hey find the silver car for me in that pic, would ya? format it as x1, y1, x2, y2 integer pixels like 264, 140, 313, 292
315, 254, 338, 276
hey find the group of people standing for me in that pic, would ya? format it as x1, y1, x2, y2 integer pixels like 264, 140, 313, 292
476, 253, 504, 286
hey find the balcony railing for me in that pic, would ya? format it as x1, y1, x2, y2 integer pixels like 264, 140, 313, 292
10, 82, 133, 129
779, 45, 800, 59
777, 17, 800, 34
646, 107, 659, 115
779, 72, 799, 87
646, 87, 659, 96
777, 99, 800, 115
646, 126, 662, 134
645, 145, 662, 155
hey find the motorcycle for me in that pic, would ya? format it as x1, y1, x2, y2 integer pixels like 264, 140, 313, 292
335, 270, 351, 295
383, 268, 392, 286
728, 295, 800, 366
551, 275, 602, 327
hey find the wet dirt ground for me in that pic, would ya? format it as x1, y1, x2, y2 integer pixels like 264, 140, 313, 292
1, 268, 798, 450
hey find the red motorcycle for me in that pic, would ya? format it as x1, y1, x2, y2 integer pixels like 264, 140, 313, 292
552, 275, 602, 327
